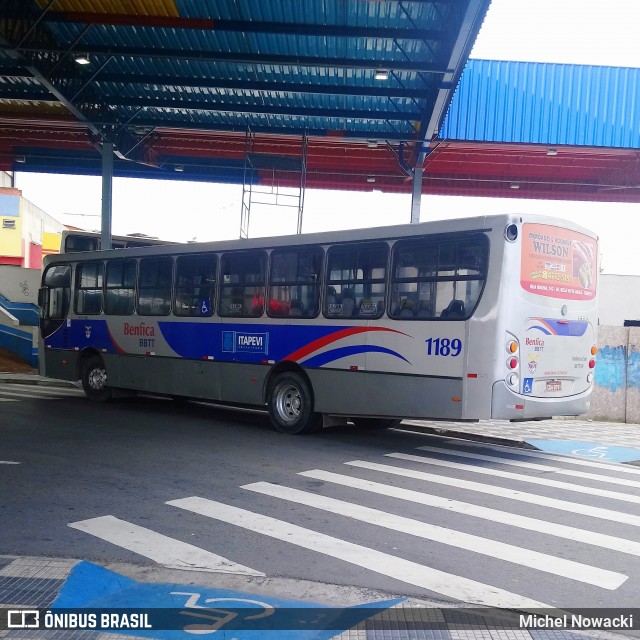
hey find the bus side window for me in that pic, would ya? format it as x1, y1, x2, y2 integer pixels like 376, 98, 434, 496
75, 262, 104, 315
325, 243, 387, 320
138, 258, 172, 316
219, 251, 266, 318
390, 236, 487, 320
105, 260, 136, 315
268, 247, 322, 319
175, 254, 216, 317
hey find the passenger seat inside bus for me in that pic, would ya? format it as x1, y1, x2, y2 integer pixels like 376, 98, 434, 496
289, 299, 303, 316
341, 289, 355, 317
440, 299, 465, 318
399, 298, 415, 318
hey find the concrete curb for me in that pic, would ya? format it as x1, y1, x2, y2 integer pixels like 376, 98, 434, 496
395, 422, 539, 450
0, 375, 79, 388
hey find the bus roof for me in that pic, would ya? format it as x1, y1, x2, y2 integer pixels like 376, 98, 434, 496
44, 213, 598, 266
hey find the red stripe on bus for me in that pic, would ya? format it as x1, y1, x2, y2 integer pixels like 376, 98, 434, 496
284, 326, 406, 362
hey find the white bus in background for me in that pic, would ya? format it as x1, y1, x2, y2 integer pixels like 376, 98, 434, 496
39, 214, 598, 434
60, 229, 179, 253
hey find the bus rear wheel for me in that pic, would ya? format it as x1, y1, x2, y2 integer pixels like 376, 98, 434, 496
268, 372, 321, 435
81, 355, 112, 402
351, 418, 401, 430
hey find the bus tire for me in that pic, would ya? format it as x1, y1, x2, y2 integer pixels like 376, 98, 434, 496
268, 372, 321, 434
81, 355, 112, 402
351, 418, 401, 430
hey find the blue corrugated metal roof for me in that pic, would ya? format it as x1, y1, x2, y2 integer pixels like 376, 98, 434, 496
441, 59, 640, 149
1, 0, 489, 144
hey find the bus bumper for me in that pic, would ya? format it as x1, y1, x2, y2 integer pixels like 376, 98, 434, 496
491, 381, 591, 420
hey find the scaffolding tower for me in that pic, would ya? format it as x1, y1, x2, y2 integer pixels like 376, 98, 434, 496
240, 130, 308, 239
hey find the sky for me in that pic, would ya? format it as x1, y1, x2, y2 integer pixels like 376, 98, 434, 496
13, 0, 640, 275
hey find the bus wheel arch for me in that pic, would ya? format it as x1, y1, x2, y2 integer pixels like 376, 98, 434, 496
79, 351, 112, 402
265, 364, 321, 435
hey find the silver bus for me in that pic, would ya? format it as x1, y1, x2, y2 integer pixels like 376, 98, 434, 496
39, 214, 598, 434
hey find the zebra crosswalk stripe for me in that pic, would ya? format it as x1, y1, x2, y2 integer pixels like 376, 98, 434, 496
167, 496, 552, 609
0, 385, 82, 396
298, 469, 640, 556
416, 445, 640, 489
0, 390, 64, 400
68, 515, 264, 576
241, 481, 626, 589
385, 452, 640, 505
345, 460, 640, 527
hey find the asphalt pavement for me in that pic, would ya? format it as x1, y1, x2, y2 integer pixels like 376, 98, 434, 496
2, 371, 639, 640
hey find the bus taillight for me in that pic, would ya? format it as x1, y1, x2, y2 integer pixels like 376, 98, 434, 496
591, 345, 598, 355
506, 340, 518, 354
589, 359, 596, 369
507, 357, 518, 369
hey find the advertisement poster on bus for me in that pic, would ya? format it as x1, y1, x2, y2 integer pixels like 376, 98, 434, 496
520, 223, 597, 300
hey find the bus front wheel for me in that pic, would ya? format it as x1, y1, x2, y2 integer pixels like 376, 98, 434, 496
268, 372, 321, 435
81, 355, 112, 402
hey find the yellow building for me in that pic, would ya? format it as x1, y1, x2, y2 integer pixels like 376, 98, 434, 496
0, 173, 66, 268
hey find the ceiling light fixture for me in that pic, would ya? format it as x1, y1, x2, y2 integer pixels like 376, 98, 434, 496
510, 183, 520, 190
546, 148, 558, 156
174, 165, 184, 172
374, 69, 389, 81
15, 155, 26, 163
74, 53, 90, 65
367, 176, 376, 183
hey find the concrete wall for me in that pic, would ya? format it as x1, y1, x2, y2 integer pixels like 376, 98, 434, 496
598, 274, 640, 326
0, 265, 40, 366
588, 325, 640, 423
0, 265, 39, 303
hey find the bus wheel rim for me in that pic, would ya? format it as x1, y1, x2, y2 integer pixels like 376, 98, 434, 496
275, 384, 302, 422
88, 367, 107, 391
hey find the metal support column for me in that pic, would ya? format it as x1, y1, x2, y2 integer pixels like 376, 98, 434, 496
101, 141, 113, 250
410, 167, 423, 223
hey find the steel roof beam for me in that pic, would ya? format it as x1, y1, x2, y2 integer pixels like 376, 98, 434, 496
6, 45, 446, 74
96, 119, 417, 141
93, 73, 430, 99
49, 12, 446, 42
0, 38, 104, 140
111, 97, 421, 122
0, 88, 57, 101
414, 0, 490, 166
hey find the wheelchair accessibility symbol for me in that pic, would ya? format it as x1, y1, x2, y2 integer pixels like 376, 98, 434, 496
523, 378, 533, 394
571, 446, 609, 459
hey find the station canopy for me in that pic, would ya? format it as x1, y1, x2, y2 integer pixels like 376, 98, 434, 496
0, 0, 491, 195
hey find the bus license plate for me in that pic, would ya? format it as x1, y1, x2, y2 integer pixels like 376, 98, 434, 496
546, 379, 562, 392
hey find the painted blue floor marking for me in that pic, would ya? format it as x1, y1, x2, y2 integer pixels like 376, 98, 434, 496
527, 439, 640, 463
52, 562, 404, 639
